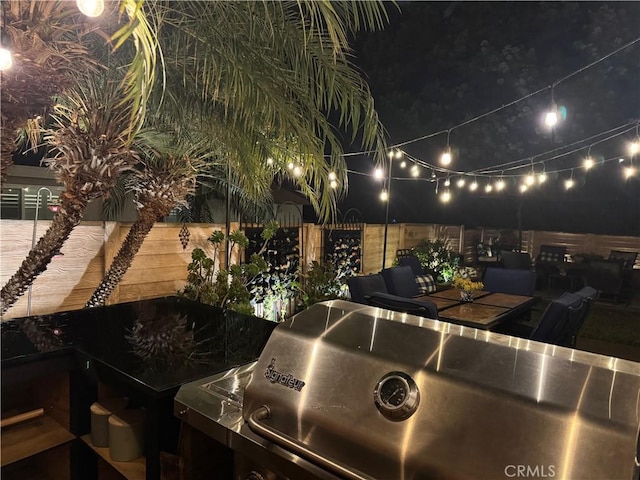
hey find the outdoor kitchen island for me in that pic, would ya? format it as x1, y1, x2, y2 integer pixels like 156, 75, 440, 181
175, 300, 640, 480
0, 296, 276, 480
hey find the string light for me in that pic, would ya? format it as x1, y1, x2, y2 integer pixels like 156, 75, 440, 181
293, 166, 302, 177
583, 146, 594, 169
520, 184, 528, 193
495, 177, 505, 191
328, 171, 337, 181
0, 9, 12, 71
440, 130, 452, 166
484, 183, 493, 193
380, 189, 388, 202
330, 180, 338, 189
444, 177, 451, 187
410, 165, 419, 177
538, 170, 547, 184
469, 179, 478, 191
400, 160, 407, 168
630, 141, 640, 156
76, 0, 105, 17
440, 190, 451, 203
564, 170, 575, 190
456, 178, 466, 188
525, 172, 535, 186
287, 162, 294, 170
374, 168, 384, 180
624, 166, 636, 178
266, 157, 274, 166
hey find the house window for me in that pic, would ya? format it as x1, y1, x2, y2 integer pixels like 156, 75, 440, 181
0, 185, 62, 220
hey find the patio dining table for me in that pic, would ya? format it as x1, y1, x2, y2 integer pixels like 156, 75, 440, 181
417, 290, 537, 331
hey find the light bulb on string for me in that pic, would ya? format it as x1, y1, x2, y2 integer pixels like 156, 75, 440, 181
0, 28, 13, 71
380, 189, 388, 202
293, 166, 302, 177
395, 150, 404, 160
484, 183, 493, 193
400, 160, 407, 168
538, 171, 547, 184
469, 179, 478, 191
583, 157, 594, 170
76, 0, 105, 17
519, 184, 528, 193
266, 157, 274, 166
330, 180, 338, 189
440, 130, 453, 166
624, 166, 637, 179
525, 173, 535, 186
629, 141, 640, 156
543, 86, 565, 128
456, 177, 466, 188
444, 177, 451, 187
411, 165, 420, 177
564, 170, 575, 190
440, 190, 451, 203
374, 167, 384, 180
495, 177, 505, 191
431, 170, 437, 180
328, 171, 337, 181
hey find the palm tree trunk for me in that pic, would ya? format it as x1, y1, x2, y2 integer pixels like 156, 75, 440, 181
85, 208, 158, 308
1, 198, 87, 316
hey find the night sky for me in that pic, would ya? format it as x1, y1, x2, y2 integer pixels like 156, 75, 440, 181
338, 1, 640, 235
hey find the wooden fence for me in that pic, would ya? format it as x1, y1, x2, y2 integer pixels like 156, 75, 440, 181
1, 220, 638, 319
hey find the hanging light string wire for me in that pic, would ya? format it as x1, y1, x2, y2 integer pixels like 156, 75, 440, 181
339, 35, 640, 158
400, 122, 637, 177
348, 122, 638, 181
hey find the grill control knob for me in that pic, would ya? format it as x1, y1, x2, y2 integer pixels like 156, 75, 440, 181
374, 372, 420, 421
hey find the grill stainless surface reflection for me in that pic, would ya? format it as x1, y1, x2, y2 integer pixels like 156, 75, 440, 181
175, 300, 640, 480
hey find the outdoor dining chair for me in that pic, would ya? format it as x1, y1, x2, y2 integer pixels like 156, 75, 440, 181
560, 286, 598, 347
346, 274, 388, 304
529, 292, 586, 345
482, 267, 536, 296
381, 266, 421, 298
585, 259, 625, 303
500, 251, 532, 270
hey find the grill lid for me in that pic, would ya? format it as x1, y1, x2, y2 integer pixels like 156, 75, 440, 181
243, 300, 640, 480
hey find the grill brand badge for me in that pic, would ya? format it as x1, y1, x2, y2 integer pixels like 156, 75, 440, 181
265, 358, 306, 392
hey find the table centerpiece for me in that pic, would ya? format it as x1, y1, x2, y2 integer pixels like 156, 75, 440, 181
452, 268, 484, 302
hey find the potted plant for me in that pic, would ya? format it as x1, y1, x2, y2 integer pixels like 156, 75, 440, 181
411, 238, 461, 284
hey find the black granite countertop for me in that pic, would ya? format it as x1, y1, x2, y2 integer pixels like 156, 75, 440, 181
1, 297, 277, 395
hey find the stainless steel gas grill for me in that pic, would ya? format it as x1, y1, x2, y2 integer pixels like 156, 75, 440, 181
175, 300, 640, 480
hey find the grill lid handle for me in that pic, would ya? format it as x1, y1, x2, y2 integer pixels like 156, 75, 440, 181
247, 406, 372, 480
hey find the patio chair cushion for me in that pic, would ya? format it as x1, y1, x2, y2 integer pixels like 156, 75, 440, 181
381, 266, 420, 298
415, 274, 436, 294
346, 274, 388, 304
366, 292, 438, 320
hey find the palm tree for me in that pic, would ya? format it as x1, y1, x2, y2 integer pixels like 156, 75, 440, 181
0, 0, 100, 180
0, 0, 158, 180
0, 71, 139, 315
85, 0, 392, 307
153, 1, 390, 221
3, 1, 391, 314
85, 142, 199, 307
